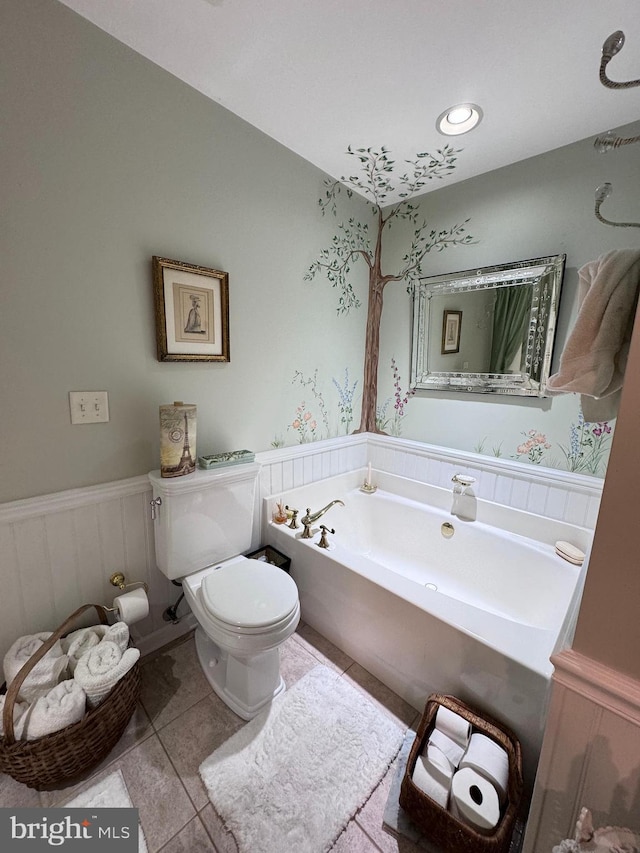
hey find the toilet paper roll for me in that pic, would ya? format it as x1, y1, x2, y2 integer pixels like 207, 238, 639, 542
435, 704, 471, 748
411, 754, 449, 808
113, 588, 149, 626
428, 727, 465, 769
459, 733, 510, 803
450, 767, 501, 833
424, 743, 454, 788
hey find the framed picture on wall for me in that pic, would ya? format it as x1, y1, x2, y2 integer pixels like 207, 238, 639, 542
441, 309, 462, 354
152, 256, 230, 362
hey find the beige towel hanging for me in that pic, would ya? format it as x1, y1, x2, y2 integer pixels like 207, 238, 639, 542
547, 248, 640, 421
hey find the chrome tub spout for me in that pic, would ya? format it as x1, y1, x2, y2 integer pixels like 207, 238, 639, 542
300, 500, 345, 538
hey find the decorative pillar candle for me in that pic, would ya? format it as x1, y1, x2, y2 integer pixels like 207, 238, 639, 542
160, 402, 197, 478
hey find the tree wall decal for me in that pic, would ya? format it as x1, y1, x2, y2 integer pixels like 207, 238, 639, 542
305, 145, 474, 433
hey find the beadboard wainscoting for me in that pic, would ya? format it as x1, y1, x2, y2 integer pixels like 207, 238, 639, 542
523, 651, 640, 853
0, 434, 603, 665
364, 435, 603, 530
0, 476, 190, 661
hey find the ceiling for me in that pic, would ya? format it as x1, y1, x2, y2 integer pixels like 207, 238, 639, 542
58, 0, 640, 201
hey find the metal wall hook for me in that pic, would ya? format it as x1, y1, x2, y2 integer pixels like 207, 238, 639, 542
599, 30, 640, 90
594, 30, 640, 228
594, 184, 640, 229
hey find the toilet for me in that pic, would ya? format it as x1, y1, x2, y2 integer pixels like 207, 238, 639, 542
148, 463, 300, 720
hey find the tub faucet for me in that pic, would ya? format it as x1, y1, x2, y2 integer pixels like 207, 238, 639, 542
300, 500, 345, 539
452, 473, 476, 494
451, 474, 477, 521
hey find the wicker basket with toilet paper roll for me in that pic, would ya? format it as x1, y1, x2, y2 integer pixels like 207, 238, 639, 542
0, 604, 140, 790
399, 693, 523, 853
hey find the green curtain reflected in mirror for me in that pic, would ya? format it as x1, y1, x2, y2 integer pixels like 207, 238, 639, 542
489, 285, 533, 373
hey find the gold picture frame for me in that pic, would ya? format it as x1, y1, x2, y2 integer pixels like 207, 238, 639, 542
441, 309, 462, 354
152, 256, 230, 362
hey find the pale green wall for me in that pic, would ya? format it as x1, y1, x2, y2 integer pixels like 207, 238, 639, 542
378, 122, 640, 474
3, 0, 639, 504
1, 0, 368, 502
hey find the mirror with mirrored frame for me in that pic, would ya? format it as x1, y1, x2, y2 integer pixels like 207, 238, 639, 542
410, 254, 566, 396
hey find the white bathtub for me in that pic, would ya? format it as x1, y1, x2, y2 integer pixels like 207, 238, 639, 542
264, 468, 591, 790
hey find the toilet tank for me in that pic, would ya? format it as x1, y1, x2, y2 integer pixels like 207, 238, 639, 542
148, 463, 260, 580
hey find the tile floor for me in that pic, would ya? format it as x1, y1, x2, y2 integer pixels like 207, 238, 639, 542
0, 624, 433, 852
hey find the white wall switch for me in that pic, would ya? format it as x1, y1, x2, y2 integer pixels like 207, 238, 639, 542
69, 391, 110, 424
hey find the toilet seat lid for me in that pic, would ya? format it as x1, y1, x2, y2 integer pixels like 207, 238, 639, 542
200, 558, 299, 628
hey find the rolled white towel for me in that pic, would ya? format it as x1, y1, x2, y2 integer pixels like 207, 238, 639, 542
62, 630, 101, 674
3, 633, 69, 703
19, 681, 87, 741
104, 622, 130, 653
0, 694, 30, 739
62, 622, 130, 673
73, 641, 140, 709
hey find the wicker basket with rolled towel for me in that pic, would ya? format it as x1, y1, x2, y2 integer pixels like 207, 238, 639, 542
0, 604, 140, 790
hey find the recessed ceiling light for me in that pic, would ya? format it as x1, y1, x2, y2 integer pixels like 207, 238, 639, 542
436, 104, 483, 136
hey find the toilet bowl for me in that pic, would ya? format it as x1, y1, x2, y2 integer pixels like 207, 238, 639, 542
182, 555, 300, 718
148, 463, 300, 720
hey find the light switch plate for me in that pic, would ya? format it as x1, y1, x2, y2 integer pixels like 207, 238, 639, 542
69, 391, 109, 424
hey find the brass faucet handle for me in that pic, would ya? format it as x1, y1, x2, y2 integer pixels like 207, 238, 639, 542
300, 510, 314, 539
285, 506, 299, 529
317, 525, 335, 549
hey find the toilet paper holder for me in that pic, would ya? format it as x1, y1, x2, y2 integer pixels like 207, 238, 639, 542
109, 572, 149, 595
103, 573, 149, 613
103, 573, 150, 623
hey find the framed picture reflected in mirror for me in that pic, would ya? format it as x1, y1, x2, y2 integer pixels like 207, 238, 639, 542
441, 310, 462, 354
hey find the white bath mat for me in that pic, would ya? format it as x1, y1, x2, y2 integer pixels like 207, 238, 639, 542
199, 664, 404, 853
64, 769, 148, 852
